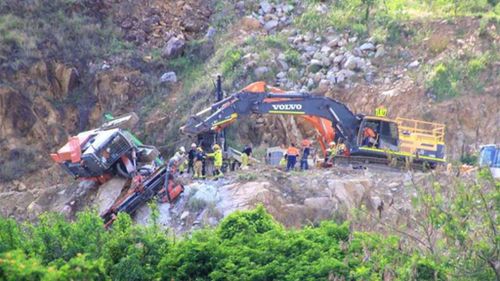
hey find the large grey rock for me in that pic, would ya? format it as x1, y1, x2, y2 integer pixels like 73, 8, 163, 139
260, 1, 272, 14
407, 60, 420, 69
307, 59, 323, 73
205, 27, 216, 40
359, 42, 376, 51
263, 20, 279, 32
163, 36, 185, 58
375, 45, 386, 58
328, 37, 340, 47
160, 71, 177, 83
276, 71, 287, 79
320, 46, 332, 54
343, 55, 358, 70
254, 66, 270, 78
333, 54, 344, 64
343, 56, 365, 71
94, 178, 127, 215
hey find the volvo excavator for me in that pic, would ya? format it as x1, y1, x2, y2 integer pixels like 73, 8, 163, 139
181, 82, 446, 168
51, 113, 184, 226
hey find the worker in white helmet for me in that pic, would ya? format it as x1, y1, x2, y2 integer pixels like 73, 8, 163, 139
187, 143, 197, 174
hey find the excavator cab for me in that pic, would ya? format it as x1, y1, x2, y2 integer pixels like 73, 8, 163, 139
357, 117, 399, 151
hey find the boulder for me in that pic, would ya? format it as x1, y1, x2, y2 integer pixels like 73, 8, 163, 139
304, 197, 333, 210
343, 56, 365, 71
328, 37, 340, 47
254, 66, 270, 79
374, 45, 386, 58
260, 1, 273, 14
160, 72, 178, 83
263, 20, 279, 32
162, 36, 185, 58
333, 54, 344, 64
307, 59, 323, 73
407, 60, 420, 69
205, 26, 216, 40
359, 42, 376, 51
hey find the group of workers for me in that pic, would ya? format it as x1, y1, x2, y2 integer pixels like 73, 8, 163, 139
168, 143, 224, 180
168, 129, 375, 176
281, 138, 349, 172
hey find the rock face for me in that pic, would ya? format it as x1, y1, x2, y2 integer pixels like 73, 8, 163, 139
163, 36, 186, 58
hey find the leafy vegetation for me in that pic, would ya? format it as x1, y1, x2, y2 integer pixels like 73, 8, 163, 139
0, 0, 129, 69
1, 171, 498, 280
425, 52, 496, 100
295, 0, 500, 39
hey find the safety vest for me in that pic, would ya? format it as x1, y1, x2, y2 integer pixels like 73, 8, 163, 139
287, 146, 300, 156
301, 139, 311, 148
208, 149, 223, 167
364, 127, 376, 138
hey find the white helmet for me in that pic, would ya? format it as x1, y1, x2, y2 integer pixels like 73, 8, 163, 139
179, 146, 186, 153
329, 141, 336, 146
191, 143, 197, 148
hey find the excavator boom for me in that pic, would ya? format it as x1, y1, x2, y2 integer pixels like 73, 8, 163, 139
181, 82, 361, 154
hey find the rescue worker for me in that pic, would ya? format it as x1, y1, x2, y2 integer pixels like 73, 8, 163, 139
241, 144, 252, 169
177, 146, 187, 174
187, 143, 197, 174
336, 138, 347, 156
207, 144, 223, 179
325, 141, 337, 164
362, 126, 377, 147
193, 147, 206, 179
168, 146, 186, 174
286, 143, 300, 172
300, 138, 312, 170
279, 155, 287, 169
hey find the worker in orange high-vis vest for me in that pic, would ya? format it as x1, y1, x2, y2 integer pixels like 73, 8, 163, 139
362, 126, 377, 147
286, 143, 300, 172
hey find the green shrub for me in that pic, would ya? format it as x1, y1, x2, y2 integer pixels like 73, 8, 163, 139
221, 48, 243, 76
295, 8, 330, 32
284, 49, 301, 67
264, 34, 287, 49
426, 62, 460, 100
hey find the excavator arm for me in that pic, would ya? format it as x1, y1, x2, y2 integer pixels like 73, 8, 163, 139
181, 82, 361, 154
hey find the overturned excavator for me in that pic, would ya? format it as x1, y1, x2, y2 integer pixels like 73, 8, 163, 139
51, 113, 184, 226
181, 82, 446, 167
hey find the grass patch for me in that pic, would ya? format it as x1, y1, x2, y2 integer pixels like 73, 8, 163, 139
284, 49, 301, 67
426, 52, 494, 101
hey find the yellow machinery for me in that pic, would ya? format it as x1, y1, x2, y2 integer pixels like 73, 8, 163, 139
396, 117, 446, 160
356, 107, 446, 165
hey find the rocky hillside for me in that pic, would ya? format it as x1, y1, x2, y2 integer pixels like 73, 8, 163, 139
0, 0, 499, 220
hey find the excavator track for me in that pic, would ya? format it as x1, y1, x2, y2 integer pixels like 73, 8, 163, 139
333, 155, 437, 171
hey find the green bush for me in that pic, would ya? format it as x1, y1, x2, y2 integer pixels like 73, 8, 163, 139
221, 48, 243, 76
0, 176, 498, 281
426, 62, 460, 100
284, 49, 301, 67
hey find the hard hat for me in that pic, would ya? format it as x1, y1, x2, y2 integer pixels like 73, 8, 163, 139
179, 146, 186, 153
197, 147, 203, 152
191, 143, 197, 148
213, 144, 220, 150
329, 141, 336, 146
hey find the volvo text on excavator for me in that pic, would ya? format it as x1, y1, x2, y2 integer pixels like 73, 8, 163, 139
181, 82, 446, 168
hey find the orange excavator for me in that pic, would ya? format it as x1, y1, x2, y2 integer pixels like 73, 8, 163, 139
51, 113, 184, 226
181, 81, 446, 167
